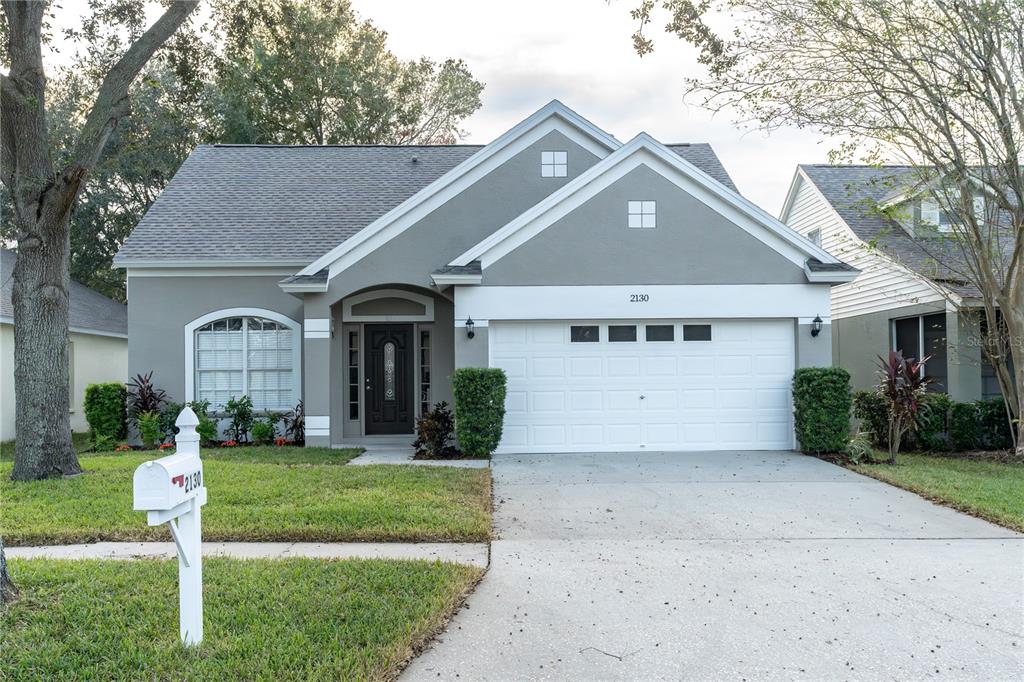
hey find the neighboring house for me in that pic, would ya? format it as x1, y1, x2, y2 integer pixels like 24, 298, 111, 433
0, 249, 128, 440
780, 165, 1008, 401
114, 101, 855, 453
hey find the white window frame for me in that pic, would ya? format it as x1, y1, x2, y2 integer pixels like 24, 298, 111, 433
920, 198, 952, 232
890, 314, 928, 379
540, 150, 568, 178
627, 200, 657, 229
184, 308, 302, 409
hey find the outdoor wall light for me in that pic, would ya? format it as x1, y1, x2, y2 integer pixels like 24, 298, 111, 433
465, 316, 475, 339
811, 315, 823, 337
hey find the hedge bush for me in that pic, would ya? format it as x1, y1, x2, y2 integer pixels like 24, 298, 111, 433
792, 367, 852, 453
83, 383, 127, 442
451, 368, 507, 457
949, 402, 980, 451
977, 398, 1014, 450
915, 393, 952, 451
852, 390, 889, 448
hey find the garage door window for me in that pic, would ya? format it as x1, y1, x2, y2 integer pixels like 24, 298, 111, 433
683, 324, 712, 341
645, 325, 674, 342
608, 325, 637, 342
570, 325, 599, 342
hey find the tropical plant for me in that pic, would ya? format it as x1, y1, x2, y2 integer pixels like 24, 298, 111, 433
282, 400, 305, 445
158, 401, 185, 443
137, 411, 162, 450
126, 372, 168, 421
224, 396, 255, 443
186, 399, 218, 445
413, 402, 457, 458
876, 351, 931, 464
845, 431, 875, 465
251, 414, 279, 445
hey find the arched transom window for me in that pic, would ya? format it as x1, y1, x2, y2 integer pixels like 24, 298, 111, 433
194, 316, 298, 411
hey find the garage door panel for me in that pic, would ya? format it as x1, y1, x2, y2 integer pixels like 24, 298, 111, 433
491, 319, 794, 452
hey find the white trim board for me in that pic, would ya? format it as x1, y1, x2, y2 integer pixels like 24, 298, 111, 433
296, 101, 620, 280
452, 133, 841, 272
342, 288, 435, 322
454, 284, 831, 322
183, 307, 302, 407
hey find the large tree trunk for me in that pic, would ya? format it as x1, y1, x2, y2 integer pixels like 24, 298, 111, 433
2, 0, 198, 480
11, 224, 80, 479
0, 536, 16, 605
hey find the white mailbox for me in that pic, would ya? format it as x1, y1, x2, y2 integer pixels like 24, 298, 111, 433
133, 406, 207, 647
133, 451, 205, 514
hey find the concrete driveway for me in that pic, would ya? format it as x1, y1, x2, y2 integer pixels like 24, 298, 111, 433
404, 451, 1023, 681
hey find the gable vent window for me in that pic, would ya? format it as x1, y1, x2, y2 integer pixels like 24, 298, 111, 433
808, 228, 822, 246
628, 200, 657, 229
541, 151, 568, 178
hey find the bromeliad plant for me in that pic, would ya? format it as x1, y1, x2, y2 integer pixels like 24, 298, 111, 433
876, 350, 931, 464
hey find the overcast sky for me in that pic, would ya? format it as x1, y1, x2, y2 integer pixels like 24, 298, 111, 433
355, 0, 835, 215
52, 0, 836, 215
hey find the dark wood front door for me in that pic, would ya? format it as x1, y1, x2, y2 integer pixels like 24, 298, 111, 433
365, 324, 414, 435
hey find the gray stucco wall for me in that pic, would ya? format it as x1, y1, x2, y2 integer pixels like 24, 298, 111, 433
320, 130, 602, 302
350, 297, 426, 317
796, 322, 833, 368
484, 164, 806, 285
455, 325, 488, 369
833, 302, 983, 400
127, 275, 303, 403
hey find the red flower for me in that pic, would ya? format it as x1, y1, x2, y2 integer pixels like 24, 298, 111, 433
275, 437, 288, 447
158, 443, 174, 450
115, 444, 132, 452
223, 440, 238, 447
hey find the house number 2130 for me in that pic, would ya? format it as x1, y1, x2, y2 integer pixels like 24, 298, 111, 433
629, 294, 649, 302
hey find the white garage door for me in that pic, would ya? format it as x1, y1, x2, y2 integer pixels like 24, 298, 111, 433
490, 319, 795, 452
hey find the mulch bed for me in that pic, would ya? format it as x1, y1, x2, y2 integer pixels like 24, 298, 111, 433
412, 448, 487, 461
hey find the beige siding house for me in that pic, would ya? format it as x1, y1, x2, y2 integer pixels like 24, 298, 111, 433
1, 249, 128, 440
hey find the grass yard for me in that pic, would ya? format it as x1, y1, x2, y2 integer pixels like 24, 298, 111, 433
1, 449, 492, 544
853, 453, 1024, 532
1, 557, 481, 681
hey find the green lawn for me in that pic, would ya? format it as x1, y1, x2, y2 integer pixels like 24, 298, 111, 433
853, 453, 1024, 532
2, 557, 481, 681
1, 450, 492, 544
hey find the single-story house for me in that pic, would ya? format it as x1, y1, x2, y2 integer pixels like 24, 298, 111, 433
0, 249, 128, 440
114, 101, 855, 452
780, 165, 1009, 401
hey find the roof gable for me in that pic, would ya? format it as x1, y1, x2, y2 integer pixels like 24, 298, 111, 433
303, 100, 622, 280
453, 134, 845, 277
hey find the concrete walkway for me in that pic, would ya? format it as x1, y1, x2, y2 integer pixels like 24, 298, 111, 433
404, 451, 1023, 681
341, 435, 489, 468
7, 541, 489, 567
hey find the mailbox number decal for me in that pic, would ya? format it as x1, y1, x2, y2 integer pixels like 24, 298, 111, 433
171, 470, 203, 493
629, 293, 650, 302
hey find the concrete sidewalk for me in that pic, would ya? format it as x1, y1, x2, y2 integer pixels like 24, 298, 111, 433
339, 436, 489, 468
6, 541, 489, 567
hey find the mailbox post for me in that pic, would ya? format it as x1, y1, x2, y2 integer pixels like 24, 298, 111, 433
133, 406, 207, 646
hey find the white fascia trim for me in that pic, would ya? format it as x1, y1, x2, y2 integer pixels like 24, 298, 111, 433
280, 282, 329, 293
777, 168, 806, 222
183, 307, 302, 406
0, 316, 128, 338
431, 273, 483, 286
117, 259, 310, 270
455, 284, 831, 322
452, 133, 840, 270
128, 267, 303, 278
296, 101, 620, 280
342, 288, 435, 322
803, 264, 860, 284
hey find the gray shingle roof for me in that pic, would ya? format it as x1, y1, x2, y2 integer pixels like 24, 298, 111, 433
799, 165, 981, 297
115, 142, 738, 266
432, 261, 482, 276
1, 250, 127, 336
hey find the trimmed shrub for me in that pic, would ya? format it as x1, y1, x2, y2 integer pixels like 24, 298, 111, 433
949, 402, 979, 451
852, 390, 889, 448
251, 416, 277, 445
792, 367, 852, 453
915, 393, 952, 451
452, 368, 507, 457
83, 383, 127, 442
976, 398, 1013, 450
